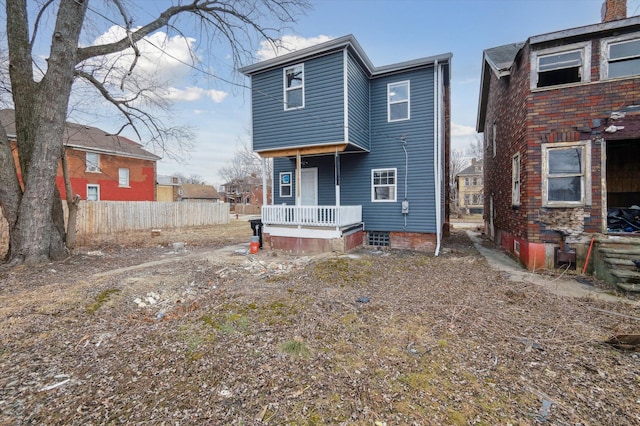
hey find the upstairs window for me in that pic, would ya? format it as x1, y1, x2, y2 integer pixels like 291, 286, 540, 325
602, 35, 640, 79
387, 81, 410, 122
86, 152, 100, 172
118, 168, 130, 187
283, 64, 304, 110
542, 141, 591, 207
531, 42, 590, 89
372, 168, 396, 202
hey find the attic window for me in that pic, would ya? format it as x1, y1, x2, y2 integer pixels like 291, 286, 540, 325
531, 42, 590, 89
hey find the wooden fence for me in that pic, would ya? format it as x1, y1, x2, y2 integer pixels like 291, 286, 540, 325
0, 201, 230, 242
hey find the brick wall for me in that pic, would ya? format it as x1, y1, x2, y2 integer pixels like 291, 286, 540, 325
483, 32, 640, 252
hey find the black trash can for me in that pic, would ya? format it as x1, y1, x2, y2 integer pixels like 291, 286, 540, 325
249, 219, 263, 248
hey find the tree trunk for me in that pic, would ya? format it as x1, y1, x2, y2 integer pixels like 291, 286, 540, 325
61, 149, 80, 250
4, 0, 88, 264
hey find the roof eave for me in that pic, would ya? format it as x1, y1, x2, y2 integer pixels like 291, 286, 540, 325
530, 15, 640, 45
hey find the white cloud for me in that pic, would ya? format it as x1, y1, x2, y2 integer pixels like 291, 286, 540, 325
163, 87, 228, 103
451, 123, 477, 137
257, 35, 334, 61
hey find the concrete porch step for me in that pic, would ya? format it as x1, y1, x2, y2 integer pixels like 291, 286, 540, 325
604, 258, 639, 269
610, 270, 640, 292
600, 247, 640, 259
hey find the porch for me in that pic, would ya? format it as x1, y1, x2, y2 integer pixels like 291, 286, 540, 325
261, 205, 364, 253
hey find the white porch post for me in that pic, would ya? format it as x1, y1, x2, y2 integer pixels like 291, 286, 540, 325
296, 150, 301, 206
261, 157, 268, 206
335, 149, 340, 207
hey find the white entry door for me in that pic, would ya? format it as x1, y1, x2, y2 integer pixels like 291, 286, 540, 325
300, 168, 318, 206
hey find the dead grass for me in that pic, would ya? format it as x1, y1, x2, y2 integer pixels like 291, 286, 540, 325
1, 222, 639, 425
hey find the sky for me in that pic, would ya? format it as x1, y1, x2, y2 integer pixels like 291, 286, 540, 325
5, 0, 640, 188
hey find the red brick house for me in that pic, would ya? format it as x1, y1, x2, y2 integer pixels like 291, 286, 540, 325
476, 0, 640, 289
1, 109, 160, 201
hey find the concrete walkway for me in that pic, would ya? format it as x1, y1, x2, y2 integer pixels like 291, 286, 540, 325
466, 230, 640, 306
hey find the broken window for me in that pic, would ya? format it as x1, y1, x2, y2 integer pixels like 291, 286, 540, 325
531, 42, 590, 89
542, 141, 591, 207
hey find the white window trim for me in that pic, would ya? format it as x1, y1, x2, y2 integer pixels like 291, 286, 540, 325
492, 121, 497, 157
87, 184, 100, 201
512, 152, 521, 207
387, 81, 410, 122
371, 168, 397, 202
530, 41, 591, 90
541, 140, 591, 208
283, 63, 305, 110
118, 168, 130, 187
279, 172, 292, 198
86, 152, 100, 173
600, 33, 640, 80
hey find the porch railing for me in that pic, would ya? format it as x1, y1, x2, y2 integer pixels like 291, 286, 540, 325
262, 205, 362, 228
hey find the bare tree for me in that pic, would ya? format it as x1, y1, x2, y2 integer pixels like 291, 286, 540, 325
1, 0, 308, 265
466, 133, 484, 161
449, 148, 469, 216
174, 173, 208, 185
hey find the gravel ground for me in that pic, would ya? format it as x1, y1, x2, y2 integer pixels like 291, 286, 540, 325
1, 221, 639, 425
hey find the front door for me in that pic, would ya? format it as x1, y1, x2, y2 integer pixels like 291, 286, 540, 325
300, 168, 318, 206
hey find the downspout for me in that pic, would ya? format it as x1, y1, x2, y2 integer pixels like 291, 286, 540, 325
434, 60, 442, 256
262, 156, 268, 207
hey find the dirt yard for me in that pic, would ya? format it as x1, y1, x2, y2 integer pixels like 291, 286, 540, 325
1, 219, 639, 425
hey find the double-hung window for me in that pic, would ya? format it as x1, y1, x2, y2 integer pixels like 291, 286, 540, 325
86, 152, 100, 172
118, 168, 130, 187
601, 35, 640, 79
387, 81, 410, 122
279, 172, 292, 197
531, 42, 590, 89
542, 141, 591, 207
283, 64, 304, 110
87, 184, 100, 201
372, 168, 396, 202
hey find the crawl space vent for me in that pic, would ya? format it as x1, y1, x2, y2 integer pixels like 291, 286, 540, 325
368, 231, 390, 247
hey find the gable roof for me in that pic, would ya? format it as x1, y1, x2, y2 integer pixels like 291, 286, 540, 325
180, 183, 220, 200
476, 15, 640, 133
239, 34, 452, 78
0, 109, 161, 161
458, 159, 483, 176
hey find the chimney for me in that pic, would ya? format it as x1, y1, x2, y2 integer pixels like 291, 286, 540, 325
471, 158, 477, 165
602, 0, 627, 22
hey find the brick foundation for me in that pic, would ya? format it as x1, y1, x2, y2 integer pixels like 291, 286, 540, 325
389, 232, 437, 252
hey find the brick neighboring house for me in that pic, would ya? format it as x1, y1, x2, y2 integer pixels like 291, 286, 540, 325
1, 109, 160, 201
476, 0, 640, 289
456, 159, 484, 215
221, 175, 271, 210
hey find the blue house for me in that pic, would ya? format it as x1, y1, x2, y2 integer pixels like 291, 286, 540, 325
240, 35, 451, 254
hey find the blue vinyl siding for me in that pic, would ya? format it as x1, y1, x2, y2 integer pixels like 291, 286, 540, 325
347, 53, 370, 150
252, 52, 345, 152
273, 156, 336, 205
341, 67, 437, 233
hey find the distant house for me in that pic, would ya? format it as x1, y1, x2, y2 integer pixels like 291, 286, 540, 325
156, 175, 180, 202
0, 109, 160, 201
221, 175, 271, 209
178, 183, 221, 202
240, 35, 451, 254
456, 159, 483, 215
476, 0, 640, 288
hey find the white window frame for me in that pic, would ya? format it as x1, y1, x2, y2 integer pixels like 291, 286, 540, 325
512, 152, 521, 207
530, 41, 591, 89
283, 63, 304, 110
600, 33, 640, 80
387, 81, 410, 122
118, 168, 130, 187
541, 140, 591, 208
371, 168, 397, 202
87, 184, 100, 201
492, 121, 497, 157
86, 152, 100, 173
279, 172, 292, 198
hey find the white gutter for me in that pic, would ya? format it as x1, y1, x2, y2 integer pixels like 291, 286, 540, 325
434, 60, 442, 257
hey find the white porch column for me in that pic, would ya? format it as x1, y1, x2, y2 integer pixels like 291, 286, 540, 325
335, 149, 340, 207
296, 150, 301, 205
262, 157, 268, 206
